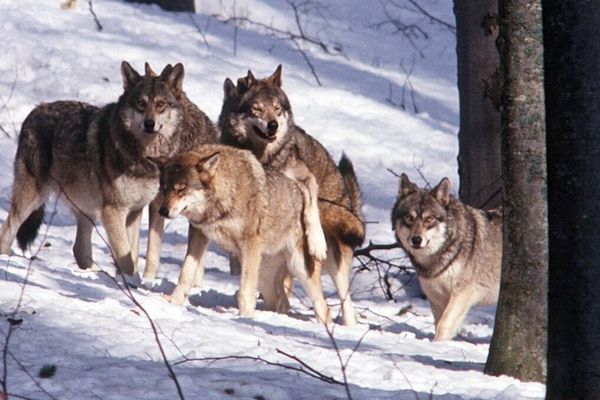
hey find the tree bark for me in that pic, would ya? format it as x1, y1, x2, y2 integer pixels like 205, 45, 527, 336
454, 0, 502, 209
124, 0, 195, 13
484, 0, 547, 382
544, 1, 600, 397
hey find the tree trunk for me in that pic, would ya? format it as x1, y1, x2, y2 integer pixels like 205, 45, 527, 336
544, 1, 600, 397
484, 0, 547, 382
454, 0, 502, 209
124, 0, 195, 13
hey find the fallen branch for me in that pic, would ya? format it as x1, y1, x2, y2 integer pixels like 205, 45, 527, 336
175, 351, 345, 386
88, 0, 103, 31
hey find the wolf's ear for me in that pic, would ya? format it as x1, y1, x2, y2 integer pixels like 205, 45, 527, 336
432, 177, 451, 206
237, 70, 256, 94
121, 61, 141, 91
268, 64, 282, 87
398, 173, 418, 199
223, 78, 237, 100
197, 152, 220, 176
144, 62, 158, 77
161, 63, 185, 98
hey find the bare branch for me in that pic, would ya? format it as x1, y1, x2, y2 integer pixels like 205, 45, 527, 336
87, 0, 103, 31
45, 175, 186, 399
175, 352, 345, 386
188, 14, 211, 48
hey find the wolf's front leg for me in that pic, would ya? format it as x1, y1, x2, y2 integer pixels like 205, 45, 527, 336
237, 238, 263, 318
101, 206, 135, 275
143, 196, 165, 280
126, 208, 143, 268
433, 287, 476, 341
167, 226, 209, 304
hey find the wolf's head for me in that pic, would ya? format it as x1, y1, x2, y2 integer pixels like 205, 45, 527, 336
118, 61, 185, 144
157, 151, 220, 220
392, 174, 452, 259
219, 65, 293, 149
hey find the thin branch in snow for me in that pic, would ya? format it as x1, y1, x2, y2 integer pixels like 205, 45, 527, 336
175, 352, 345, 385
46, 175, 186, 400
1, 200, 59, 399
88, 0, 103, 31
189, 14, 212, 48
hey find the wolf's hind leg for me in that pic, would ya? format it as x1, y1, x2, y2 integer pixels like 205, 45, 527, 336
325, 241, 357, 326
0, 174, 49, 255
259, 255, 292, 314
289, 249, 330, 324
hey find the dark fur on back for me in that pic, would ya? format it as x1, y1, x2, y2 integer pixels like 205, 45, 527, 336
13, 62, 218, 252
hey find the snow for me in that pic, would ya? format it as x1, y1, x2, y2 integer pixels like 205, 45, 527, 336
0, 0, 545, 399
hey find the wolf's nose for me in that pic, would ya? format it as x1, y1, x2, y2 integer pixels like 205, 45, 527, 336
144, 119, 156, 132
158, 206, 169, 218
267, 120, 278, 134
411, 236, 422, 247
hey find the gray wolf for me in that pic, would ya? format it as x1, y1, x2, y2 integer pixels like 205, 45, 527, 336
391, 173, 502, 341
156, 144, 331, 322
0, 61, 217, 276
218, 65, 365, 325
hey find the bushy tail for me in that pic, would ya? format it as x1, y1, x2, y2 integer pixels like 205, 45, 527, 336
16, 205, 45, 252
337, 154, 365, 248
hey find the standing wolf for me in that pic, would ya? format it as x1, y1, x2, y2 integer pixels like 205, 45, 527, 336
0, 61, 217, 275
157, 145, 331, 321
392, 174, 502, 341
218, 65, 365, 325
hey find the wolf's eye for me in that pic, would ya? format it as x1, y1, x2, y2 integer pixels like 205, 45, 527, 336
274, 105, 282, 114
404, 215, 414, 225
424, 215, 436, 224
251, 105, 263, 114
155, 99, 166, 109
176, 185, 187, 195
136, 99, 147, 110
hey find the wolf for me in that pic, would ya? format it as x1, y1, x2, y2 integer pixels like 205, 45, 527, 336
218, 65, 365, 326
0, 61, 217, 276
156, 144, 331, 322
391, 173, 502, 341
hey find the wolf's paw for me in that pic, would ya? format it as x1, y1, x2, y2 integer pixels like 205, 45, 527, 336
163, 290, 187, 305
115, 255, 136, 276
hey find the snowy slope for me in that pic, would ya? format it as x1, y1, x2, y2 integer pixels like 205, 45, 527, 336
0, 1, 545, 399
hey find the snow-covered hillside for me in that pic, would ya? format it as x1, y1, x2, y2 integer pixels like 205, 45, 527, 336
0, 1, 545, 398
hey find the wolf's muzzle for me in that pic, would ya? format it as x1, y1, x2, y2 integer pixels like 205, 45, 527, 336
158, 206, 170, 218
411, 236, 423, 248
144, 119, 156, 134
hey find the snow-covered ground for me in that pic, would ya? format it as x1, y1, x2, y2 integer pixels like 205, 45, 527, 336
0, 1, 545, 398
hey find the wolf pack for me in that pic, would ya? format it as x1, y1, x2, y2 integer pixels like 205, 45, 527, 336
0, 61, 502, 341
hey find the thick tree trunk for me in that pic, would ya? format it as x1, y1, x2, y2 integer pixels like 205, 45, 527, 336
544, 1, 600, 397
484, 0, 547, 382
454, 0, 502, 209
124, 0, 195, 13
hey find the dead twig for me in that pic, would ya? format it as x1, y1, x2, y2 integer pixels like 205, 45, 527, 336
1, 200, 59, 399
88, 0, 103, 31
48, 175, 186, 399
175, 352, 345, 386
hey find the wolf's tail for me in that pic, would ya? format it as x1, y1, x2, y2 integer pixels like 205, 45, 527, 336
16, 206, 45, 252
12, 106, 55, 252
335, 154, 365, 248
